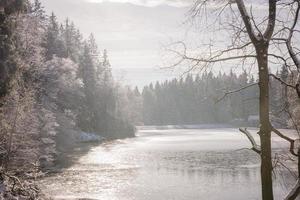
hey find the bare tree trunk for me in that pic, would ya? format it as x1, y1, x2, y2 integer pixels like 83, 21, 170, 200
298, 149, 300, 179
257, 45, 274, 200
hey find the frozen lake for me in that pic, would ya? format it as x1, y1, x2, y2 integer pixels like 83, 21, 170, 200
40, 128, 298, 200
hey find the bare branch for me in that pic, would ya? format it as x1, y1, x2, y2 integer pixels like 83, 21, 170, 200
235, 0, 258, 43
216, 82, 258, 103
263, 0, 277, 41
239, 128, 261, 154
183, 54, 256, 64
284, 179, 300, 200
286, 1, 300, 70
272, 127, 297, 156
269, 73, 296, 89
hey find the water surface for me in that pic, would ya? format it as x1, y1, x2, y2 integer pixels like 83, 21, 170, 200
40, 128, 298, 200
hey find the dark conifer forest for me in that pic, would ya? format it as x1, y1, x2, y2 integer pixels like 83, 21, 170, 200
139, 69, 289, 126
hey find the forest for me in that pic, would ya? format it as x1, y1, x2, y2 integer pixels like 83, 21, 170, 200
127, 66, 300, 131
0, 0, 135, 198
140, 69, 291, 126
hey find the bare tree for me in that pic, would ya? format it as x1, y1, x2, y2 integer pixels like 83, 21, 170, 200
270, 0, 300, 98
167, 0, 300, 199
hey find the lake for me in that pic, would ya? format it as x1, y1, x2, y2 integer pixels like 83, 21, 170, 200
39, 127, 298, 200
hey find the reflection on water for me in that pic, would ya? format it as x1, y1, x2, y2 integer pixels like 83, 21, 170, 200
39, 128, 298, 200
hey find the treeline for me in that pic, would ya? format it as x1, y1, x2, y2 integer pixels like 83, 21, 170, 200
139, 69, 288, 126
42, 12, 135, 137
0, 1, 135, 198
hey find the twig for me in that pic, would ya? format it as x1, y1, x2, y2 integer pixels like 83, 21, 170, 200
216, 82, 258, 103
269, 73, 296, 89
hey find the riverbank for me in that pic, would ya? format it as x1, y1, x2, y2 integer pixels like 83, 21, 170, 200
0, 169, 49, 200
0, 129, 135, 200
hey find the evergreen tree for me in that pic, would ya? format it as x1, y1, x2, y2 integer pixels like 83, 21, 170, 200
30, 0, 45, 20
77, 43, 98, 132
141, 72, 267, 126
43, 12, 65, 60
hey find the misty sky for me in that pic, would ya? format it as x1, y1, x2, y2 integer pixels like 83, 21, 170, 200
39, 0, 270, 88
40, 0, 195, 87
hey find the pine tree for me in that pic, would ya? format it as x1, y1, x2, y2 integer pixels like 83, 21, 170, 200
43, 12, 64, 60
31, 0, 45, 20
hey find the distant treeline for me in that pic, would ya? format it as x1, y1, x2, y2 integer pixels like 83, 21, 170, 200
137, 69, 288, 126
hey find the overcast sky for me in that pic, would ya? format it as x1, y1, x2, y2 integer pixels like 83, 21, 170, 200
39, 0, 269, 88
